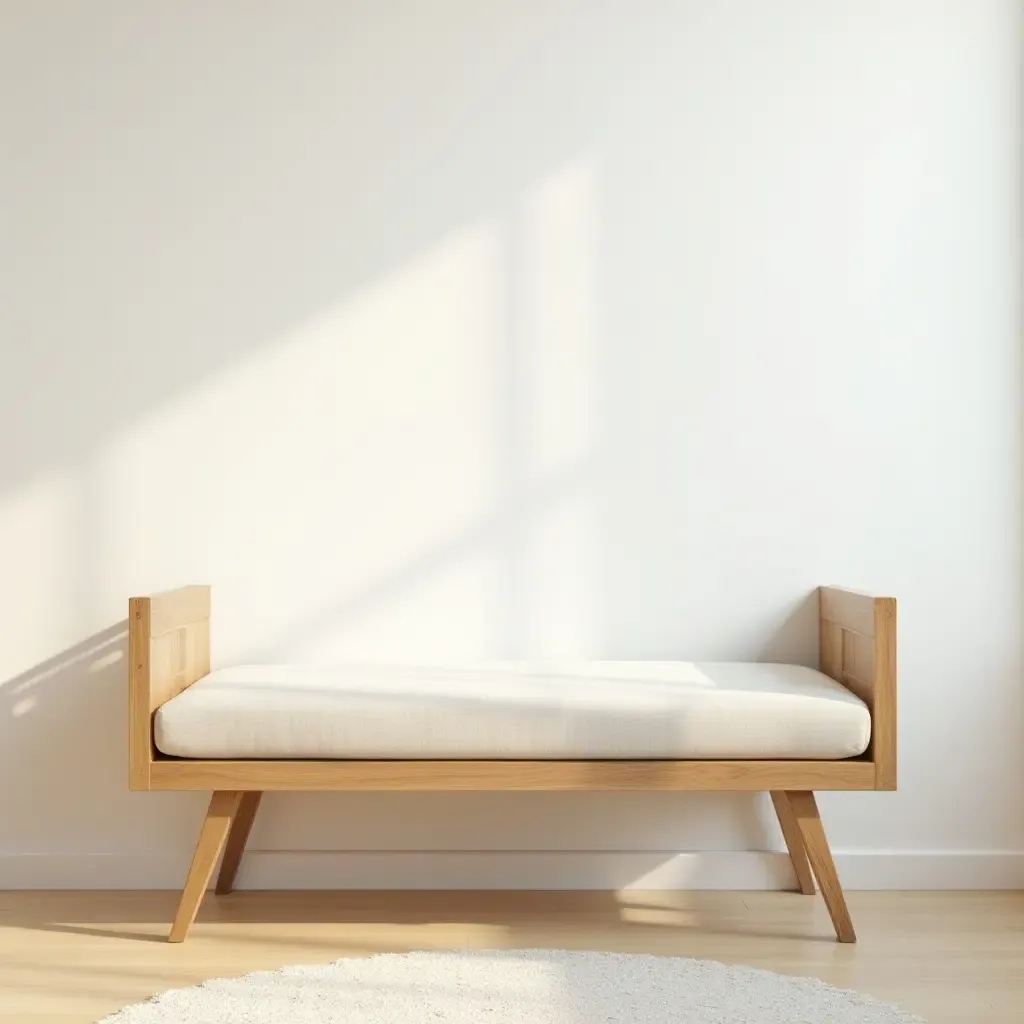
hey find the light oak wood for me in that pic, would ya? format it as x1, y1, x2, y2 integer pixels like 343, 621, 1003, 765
128, 587, 212, 792
3, 891, 1022, 1024
215, 792, 263, 895
769, 792, 815, 895
149, 585, 212, 637
818, 617, 843, 683
148, 616, 210, 712
872, 597, 898, 790
839, 628, 875, 704
149, 758, 877, 792
785, 790, 855, 943
127, 598, 152, 791
169, 791, 243, 943
819, 586, 876, 637
818, 587, 897, 791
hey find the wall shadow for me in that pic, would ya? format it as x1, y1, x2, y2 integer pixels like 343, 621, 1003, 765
0, 624, 132, 855
0, 623, 202, 870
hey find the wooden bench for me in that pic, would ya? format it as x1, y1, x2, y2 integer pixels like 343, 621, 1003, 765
128, 585, 896, 943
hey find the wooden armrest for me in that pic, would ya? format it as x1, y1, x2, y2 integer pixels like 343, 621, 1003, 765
818, 587, 897, 790
129, 585, 212, 791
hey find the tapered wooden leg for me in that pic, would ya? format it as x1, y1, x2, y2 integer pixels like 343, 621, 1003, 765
770, 791, 816, 895
169, 791, 243, 943
215, 792, 262, 895
786, 790, 856, 943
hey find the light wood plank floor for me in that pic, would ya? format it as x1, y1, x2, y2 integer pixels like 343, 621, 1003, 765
1, 890, 1021, 1022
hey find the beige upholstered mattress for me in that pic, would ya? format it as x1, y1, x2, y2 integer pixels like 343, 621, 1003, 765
153, 662, 871, 761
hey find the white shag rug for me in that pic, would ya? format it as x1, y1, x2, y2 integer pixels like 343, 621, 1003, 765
97, 949, 924, 1023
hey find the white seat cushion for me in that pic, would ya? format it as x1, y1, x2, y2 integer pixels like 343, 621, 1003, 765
153, 662, 871, 760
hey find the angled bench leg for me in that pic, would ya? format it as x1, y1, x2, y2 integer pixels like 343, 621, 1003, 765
216, 792, 262, 895
169, 791, 243, 942
785, 790, 856, 943
770, 791, 816, 895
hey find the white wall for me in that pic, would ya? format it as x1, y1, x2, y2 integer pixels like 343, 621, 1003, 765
1, 0, 1021, 890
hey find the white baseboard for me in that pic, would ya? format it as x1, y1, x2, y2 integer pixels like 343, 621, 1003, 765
2, 850, 1022, 890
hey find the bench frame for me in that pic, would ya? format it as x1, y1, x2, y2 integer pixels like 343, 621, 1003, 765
128, 585, 896, 943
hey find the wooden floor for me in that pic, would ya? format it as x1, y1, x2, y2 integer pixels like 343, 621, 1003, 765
1, 890, 1021, 1022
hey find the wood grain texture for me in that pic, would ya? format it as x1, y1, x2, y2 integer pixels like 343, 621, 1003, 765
169, 791, 244, 943
839, 628, 874, 704
872, 597, 898, 790
785, 790, 855, 943
818, 617, 843, 684
127, 598, 152, 791
215, 792, 263, 895
149, 759, 876, 792
148, 618, 210, 712
149, 585, 211, 637
819, 586, 876, 637
128, 588, 212, 791
769, 792, 815, 895
818, 587, 898, 792
3, 891, 1022, 1024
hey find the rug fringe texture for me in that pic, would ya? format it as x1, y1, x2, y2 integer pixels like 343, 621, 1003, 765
96, 948, 925, 1023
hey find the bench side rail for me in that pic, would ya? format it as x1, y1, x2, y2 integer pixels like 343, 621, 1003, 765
129, 586, 211, 790
818, 586, 897, 790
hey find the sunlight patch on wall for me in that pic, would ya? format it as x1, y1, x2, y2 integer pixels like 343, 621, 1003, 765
94, 217, 504, 661
301, 550, 501, 663
519, 158, 597, 483
519, 488, 598, 656
82, 158, 602, 663
513, 158, 599, 656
